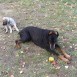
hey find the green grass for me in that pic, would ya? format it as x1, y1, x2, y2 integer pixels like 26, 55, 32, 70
0, 0, 77, 77
0, 0, 19, 3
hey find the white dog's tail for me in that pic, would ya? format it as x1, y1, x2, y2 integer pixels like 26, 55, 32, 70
14, 24, 19, 32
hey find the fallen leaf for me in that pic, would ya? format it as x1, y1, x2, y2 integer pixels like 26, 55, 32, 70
20, 70, 23, 74
20, 51, 24, 54
1, 71, 8, 75
55, 66, 60, 69
46, 76, 49, 77
10, 75, 14, 77
65, 66, 69, 69
16, 53, 19, 57
69, 46, 72, 48
22, 62, 25, 67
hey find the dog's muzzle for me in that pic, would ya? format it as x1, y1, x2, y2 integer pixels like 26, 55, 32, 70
49, 43, 55, 50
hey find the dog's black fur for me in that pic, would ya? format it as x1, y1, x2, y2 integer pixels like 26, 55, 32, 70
15, 26, 71, 63
16, 26, 61, 55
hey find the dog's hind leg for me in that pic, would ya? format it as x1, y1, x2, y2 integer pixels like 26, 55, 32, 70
14, 24, 19, 32
20, 33, 31, 43
8, 26, 12, 33
15, 39, 22, 49
15, 32, 31, 49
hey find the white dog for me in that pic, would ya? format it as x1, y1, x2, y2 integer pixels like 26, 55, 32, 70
3, 17, 19, 33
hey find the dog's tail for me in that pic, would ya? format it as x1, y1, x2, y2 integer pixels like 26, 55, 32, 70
14, 24, 19, 32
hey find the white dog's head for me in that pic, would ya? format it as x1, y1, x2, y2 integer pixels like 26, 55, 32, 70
3, 17, 8, 25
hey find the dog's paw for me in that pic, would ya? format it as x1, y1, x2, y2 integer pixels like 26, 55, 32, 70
64, 54, 72, 61
58, 55, 70, 63
10, 32, 12, 33
5, 31, 8, 34
66, 60, 71, 64
15, 45, 21, 49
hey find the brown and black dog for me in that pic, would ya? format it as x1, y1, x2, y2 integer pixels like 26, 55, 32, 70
15, 26, 71, 63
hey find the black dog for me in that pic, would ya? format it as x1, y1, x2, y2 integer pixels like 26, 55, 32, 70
15, 26, 71, 63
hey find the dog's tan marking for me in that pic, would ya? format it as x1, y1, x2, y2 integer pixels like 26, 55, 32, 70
56, 47, 71, 60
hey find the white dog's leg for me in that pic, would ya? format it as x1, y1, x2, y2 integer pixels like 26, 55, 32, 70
14, 24, 19, 32
8, 26, 12, 33
5, 26, 8, 33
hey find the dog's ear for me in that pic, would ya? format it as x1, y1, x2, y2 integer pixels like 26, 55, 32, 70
55, 31, 59, 37
48, 31, 52, 35
48, 31, 59, 37
3, 19, 7, 25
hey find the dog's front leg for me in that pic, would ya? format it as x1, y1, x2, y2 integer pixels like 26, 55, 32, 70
47, 48, 69, 63
55, 44, 71, 60
58, 55, 70, 63
5, 26, 8, 33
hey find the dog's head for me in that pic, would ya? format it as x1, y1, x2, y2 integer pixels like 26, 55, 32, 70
48, 31, 59, 50
3, 19, 7, 25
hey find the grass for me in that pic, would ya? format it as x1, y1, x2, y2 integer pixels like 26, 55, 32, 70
0, 0, 77, 77
0, 0, 19, 3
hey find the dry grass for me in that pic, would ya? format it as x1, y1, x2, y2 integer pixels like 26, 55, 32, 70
0, 0, 77, 77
